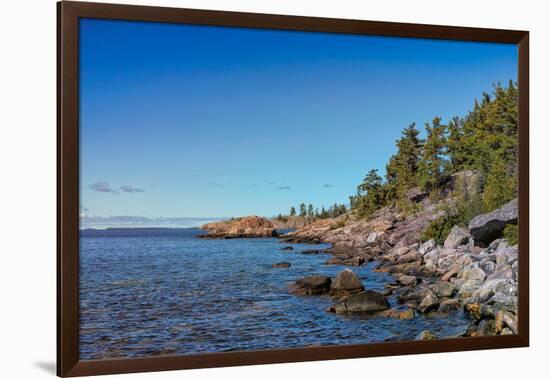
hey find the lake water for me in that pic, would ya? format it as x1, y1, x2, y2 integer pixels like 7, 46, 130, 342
79, 228, 468, 360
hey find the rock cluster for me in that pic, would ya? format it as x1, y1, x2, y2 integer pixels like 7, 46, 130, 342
285, 197, 519, 337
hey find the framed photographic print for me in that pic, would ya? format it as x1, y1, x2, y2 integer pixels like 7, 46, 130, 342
57, 1, 529, 376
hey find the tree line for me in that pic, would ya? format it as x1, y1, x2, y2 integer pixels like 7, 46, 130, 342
284, 202, 347, 219
350, 81, 518, 219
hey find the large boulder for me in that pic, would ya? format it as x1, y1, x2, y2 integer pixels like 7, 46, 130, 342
469, 199, 518, 246
331, 291, 390, 313
330, 269, 364, 297
444, 226, 470, 249
200, 216, 278, 238
289, 275, 332, 295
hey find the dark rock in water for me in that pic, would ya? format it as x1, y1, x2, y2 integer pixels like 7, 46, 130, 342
439, 298, 461, 313
379, 307, 415, 320
330, 269, 364, 297
415, 330, 437, 340
443, 226, 470, 249
469, 198, 518, 245
280, 246, 294, 251
332, 291, 390, 314
301, 249, 326, 255
290, 275, 332, 295
272, 262, 291, 268
341, 256, 366, 266
397, 287, 432, 305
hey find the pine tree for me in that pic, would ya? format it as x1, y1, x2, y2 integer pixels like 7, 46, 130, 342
354, 169, 385, 218
299, 203, 307, 217
482, 157, 515, 212
307, 204, 314, 217
418, 117, 448, 192
289, 206, 296, 216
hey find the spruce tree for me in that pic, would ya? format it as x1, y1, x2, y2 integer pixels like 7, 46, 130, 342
418, 117, 448, 192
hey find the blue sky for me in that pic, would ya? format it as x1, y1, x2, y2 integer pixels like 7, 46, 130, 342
79, 18, 517, 221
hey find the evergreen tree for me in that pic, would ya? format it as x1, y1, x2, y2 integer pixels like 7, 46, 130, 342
418, 117, 448, 192
299, 203, 307, 217
482, 156, 515, 212
307, 204, 314, 217
289, 206, 296, 216
354, 169, 385, 218
394, 123, 423, 192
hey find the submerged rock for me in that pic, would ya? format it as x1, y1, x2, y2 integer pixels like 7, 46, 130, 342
272, 262, 291, 268
290, 275, 331, 295
415, 330, 437, 340
331, 291, 390, 314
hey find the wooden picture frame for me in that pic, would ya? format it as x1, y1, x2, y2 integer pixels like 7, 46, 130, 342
57, 1, 529, 376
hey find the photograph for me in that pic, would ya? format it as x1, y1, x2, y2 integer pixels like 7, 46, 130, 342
77, 16, 521, 360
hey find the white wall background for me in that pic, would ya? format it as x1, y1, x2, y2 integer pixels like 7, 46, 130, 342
1, 0, 548, 377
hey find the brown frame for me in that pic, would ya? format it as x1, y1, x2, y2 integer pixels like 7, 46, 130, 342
57, 1, 529, 376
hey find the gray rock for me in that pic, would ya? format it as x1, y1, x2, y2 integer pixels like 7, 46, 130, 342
398, 274, 419, 286
458, 279, 484, 298
480, 260, 496, 274
495, 310, 518, 334
290, 275, 331, 295
332, 291, 390, 313
432, 282, 456, 298
419, 239, 436, 255
487, 265, 516, 280
500, 327, 514, 335
477, 319, 497, 336
473, 279, 517, 304
415, 330, 437, 340
397, 250, 422, 264
418, 291, 439, 313
444, 226, 471, 249
469, 198, 518, 246
439, 298, 461, 313
330, 269, 364, 296
495, 245, 518, 265
406, 187, 428, 202
460, 264, 487, 282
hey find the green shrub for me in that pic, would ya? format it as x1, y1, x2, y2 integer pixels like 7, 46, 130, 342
421, 212, 461, 245
421, 194, 483, 245
503, 224, 518, 245
329, 218, 347, 230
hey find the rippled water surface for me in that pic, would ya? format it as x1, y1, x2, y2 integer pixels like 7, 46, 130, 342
80, 228, 468, 359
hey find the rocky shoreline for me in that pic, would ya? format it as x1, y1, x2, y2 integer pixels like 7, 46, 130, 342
199, 195, 519, 340
281, 198, 519, 339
